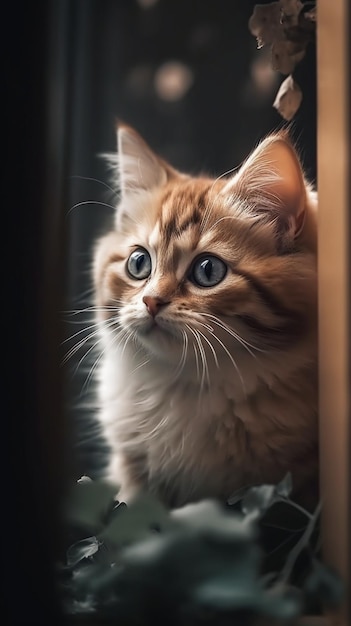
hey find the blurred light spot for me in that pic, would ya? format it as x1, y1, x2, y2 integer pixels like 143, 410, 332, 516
154, 61, 193, 102
137, 0, 159, 8
250, 55, 277, 96
242, 53, 279, 107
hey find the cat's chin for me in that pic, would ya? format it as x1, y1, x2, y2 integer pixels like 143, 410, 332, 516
134, 318, 183, 358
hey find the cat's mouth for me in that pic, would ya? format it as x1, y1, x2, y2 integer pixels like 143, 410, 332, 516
144, 319, 161, 334
145, 318, 172, 334
136, 316, 180, 341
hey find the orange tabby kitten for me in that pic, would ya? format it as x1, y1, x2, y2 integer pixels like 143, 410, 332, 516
93, 124, 318, 508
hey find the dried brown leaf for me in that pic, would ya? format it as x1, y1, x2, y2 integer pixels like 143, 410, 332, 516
271, 40, 306, 74
304, 8, 317, 22
279, 0, 303, 25
248, 2, 282, 48
273, 74, 302, 120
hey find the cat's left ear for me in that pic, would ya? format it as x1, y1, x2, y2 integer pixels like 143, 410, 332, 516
117, 124, 173, 196
224, 133, 307, 247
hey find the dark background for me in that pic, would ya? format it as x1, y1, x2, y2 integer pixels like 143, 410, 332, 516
8, 0, 316, 623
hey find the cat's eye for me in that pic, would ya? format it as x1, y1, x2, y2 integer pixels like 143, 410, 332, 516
190, 255, 227, 287
127, 248, 152, 280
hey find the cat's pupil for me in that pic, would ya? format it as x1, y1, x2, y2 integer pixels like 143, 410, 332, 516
136, 253, 145, 271
201, 259, 212, 279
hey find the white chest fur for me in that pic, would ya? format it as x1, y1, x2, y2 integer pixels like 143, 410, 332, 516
97, 339, 316, 504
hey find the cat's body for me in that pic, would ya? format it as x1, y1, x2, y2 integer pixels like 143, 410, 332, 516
93, 125, 318, 508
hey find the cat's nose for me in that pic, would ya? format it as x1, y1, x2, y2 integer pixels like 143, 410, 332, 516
143, 295, 169, 318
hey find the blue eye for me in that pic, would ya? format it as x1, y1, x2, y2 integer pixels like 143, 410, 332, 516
127, 248, 152, 280
191, 255, 227, 287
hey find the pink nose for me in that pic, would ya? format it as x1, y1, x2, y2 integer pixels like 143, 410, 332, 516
143, 296, 169, 318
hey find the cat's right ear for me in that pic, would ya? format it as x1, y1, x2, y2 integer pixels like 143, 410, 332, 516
117, 124, 170, 196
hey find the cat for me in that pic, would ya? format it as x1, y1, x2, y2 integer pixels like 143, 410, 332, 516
92, 123, 318, 508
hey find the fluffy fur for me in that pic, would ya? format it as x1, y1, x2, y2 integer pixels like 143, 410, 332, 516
93, 124, 318, 508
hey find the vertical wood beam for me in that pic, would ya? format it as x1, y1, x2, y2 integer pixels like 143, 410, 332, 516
317, 1, 350, 623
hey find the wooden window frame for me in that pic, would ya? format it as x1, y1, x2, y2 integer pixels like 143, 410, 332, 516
312, 0, 351, 625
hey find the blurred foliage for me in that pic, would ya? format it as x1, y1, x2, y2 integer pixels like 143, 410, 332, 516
60, 474, 343, 624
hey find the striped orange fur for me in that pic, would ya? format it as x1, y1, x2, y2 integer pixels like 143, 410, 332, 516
93, 124, 318, 508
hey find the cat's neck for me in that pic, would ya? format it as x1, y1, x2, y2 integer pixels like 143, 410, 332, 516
100, 337, 316, 409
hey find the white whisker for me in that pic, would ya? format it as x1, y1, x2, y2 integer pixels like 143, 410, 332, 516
62, 330, 99, 365
201, 323, 246, 392
74, 321, 120, 373
72, 287, 96, 304
131, 358, 151, 375
186, 325, 209, 392
200, 165, 239, 231
205, 215, 246, 235
202, 313, 267, 356
79, 338, 105, 392
62, 322, 102, 345
185, 324, 200, 383
120, 329, 135, 359
63, 305, 120, 316
81, 326, 129, 394
66, 200, 116, 217
62, 318, 117, 366
173, 329, 188, 379
70, 174, 117, 195
196, 327, 220, 369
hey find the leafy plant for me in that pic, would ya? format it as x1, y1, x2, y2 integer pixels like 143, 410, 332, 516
60, 474, 342, 624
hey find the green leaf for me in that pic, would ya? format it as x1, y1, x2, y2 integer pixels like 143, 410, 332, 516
60, 477, 338, 621
119, 501, 261, 602
260, 584, 302, 620
172, 500, 255, 541
241, 484, 276, 517
66, 536, 100, 567
193, 578, 302, 619
275, 473, 293, 498
64, 477, 117, 533
99, 493, 171, 546
239, 474, 292, 518
227, 484, 252, 506
193, 577, 264, 610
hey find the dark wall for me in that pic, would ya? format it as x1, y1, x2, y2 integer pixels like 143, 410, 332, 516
8, 1, 72, 623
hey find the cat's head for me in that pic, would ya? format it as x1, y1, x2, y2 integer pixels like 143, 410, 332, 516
93, 124, 317, 373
